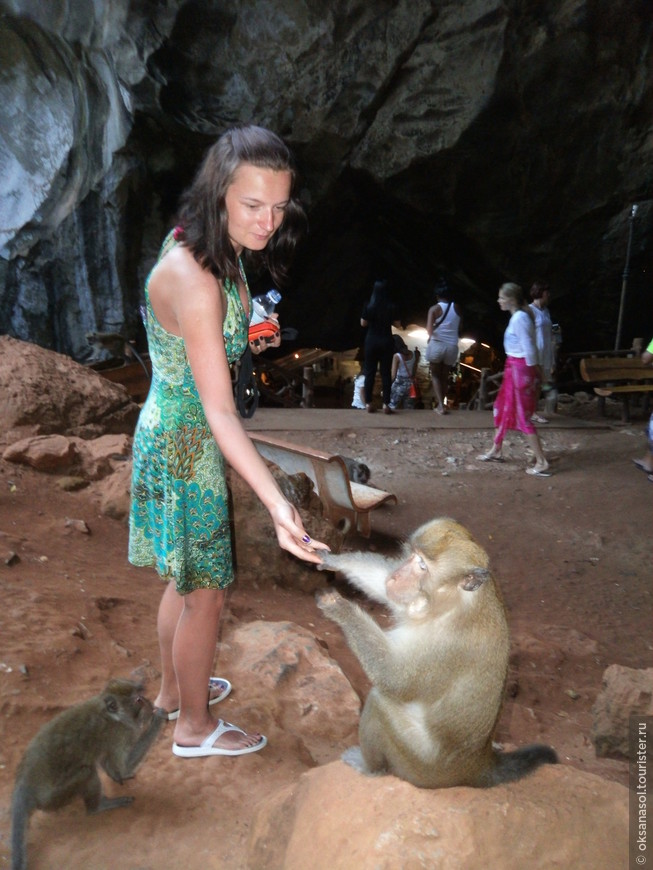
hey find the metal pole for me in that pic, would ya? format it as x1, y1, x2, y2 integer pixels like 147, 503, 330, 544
614, 204, 638, 351
302, 365, 314, 408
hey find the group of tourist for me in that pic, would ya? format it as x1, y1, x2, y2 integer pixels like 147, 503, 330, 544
357, 270, 555, 476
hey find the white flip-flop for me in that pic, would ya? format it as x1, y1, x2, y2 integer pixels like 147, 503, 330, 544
166, 677, 232, 721
526, 466, 552, 478
172, 719, 267, 757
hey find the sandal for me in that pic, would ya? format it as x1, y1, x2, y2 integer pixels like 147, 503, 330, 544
526, 466, 552, 478
165, 677, 231, 721
172, 719, 267, 757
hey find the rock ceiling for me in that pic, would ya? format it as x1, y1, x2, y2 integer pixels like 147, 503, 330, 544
0, 0, 651, 359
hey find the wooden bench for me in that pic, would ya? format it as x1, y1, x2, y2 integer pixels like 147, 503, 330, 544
249, 433, 397, 537
580, 356, 653, 421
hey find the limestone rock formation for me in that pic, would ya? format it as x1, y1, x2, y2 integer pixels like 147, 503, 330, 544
247, 760, 628, 870
591, 664, 653, 759
222, 621, 360, 766
227, 462, 345, 594
0, 1, 651, 359
0, 336, 139, 437
3, 431, 131, 478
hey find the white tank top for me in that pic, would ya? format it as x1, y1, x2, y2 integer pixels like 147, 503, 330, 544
432, 303, 460, 347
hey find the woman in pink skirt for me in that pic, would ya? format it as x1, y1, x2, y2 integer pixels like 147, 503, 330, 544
478, 283, 551, 477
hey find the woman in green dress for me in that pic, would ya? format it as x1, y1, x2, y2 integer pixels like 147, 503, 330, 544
129, 126, 326, 758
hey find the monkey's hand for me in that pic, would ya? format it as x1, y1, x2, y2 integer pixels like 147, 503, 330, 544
315, 587, 347, 617
315, 550, 340, 572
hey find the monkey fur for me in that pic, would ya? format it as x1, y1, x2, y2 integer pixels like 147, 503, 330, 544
11, 678, 166, 870
341, 456, 371, 485
316, 517, 557, 789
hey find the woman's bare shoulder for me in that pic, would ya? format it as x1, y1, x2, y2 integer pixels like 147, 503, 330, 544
153, 243, 204, 279
149, 244, 223, 333
152, 244, 218, 297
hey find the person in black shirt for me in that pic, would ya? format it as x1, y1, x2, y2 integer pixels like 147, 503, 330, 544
360, 279, 401, 413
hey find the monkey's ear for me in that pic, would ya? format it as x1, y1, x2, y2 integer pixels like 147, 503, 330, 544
459, 568, 491, 592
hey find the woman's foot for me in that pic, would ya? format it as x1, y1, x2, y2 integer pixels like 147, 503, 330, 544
478, 448, 503, 462
526, 461, 551, 477
366, 403, 376, 413
383, 404, 394, 414
173, 718, 266, 757
161, 677, 232, 721
434, 405, 448, 415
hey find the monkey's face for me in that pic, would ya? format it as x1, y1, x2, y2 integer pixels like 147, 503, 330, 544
102, 680, 154, 727
386, 553, 431, 616
351, 463, 371, 485
386, 519, 493, 619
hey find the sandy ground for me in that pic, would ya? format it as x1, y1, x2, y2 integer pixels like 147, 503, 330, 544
0, 397, 651, 869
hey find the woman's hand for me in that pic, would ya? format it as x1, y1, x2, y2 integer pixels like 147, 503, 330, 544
249, 314, 281, 354
269, 500, 329, 564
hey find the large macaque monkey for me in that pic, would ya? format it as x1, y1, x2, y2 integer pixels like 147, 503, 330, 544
316, 517, 557, 789
12, 679, 166, 870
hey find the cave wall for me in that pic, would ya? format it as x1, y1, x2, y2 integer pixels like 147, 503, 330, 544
0, 0, 651, 360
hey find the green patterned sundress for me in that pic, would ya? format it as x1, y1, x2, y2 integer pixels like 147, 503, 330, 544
128, 231, 251, 594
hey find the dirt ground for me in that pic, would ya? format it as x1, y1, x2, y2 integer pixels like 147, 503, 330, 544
0, 396, 650, 869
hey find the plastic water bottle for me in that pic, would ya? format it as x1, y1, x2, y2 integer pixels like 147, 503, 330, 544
251, 289, 282, 325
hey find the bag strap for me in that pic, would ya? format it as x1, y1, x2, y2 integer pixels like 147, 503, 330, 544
433, 301, 452, 331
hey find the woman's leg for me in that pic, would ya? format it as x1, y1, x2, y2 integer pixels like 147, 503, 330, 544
431, 362, 448, 413
154, 580, 184, 712
155, 583, 262, 749
478, 434, 503, 460
379, 347, 394, 406
363, 346, 379, 404
478, 365, 509, 460
524, 432, 549, 471
172, 587, 222, 734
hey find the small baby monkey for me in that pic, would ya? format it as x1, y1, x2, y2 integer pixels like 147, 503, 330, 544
316, 517, 557, 789
11, 678, 165, 870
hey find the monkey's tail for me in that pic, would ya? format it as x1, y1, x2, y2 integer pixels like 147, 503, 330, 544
485, 744, 558, 786
11, 781, 31, 870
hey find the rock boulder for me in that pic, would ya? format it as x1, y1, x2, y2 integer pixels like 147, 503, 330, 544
591, 664, 653, 759
0, 336, 139, 438
247, 761, 627, 870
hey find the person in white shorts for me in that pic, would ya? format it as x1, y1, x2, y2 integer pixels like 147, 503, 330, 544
425, 279, 461, 415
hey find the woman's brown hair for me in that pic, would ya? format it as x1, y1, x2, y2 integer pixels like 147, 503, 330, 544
176, 125, 306, 286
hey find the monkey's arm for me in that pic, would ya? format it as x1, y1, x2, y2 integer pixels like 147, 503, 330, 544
318, 550, 401, 605
317, 589, 400, 690
102, 709, 166, 784
126, 708, 166, 773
